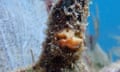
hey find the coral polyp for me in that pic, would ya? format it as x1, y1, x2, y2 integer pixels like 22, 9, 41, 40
56, 29, 84, 50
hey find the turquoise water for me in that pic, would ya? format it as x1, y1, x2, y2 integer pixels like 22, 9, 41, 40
88, 0, 120, 61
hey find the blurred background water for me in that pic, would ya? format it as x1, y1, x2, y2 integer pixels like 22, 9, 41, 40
89, 0, 120, 61
0, 0, 120, 72
0, 0, 47, 71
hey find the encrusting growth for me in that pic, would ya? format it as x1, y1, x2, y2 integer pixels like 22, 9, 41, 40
33, 0, 90, 72
55, 28, 84, 50
17, 0, 90, 72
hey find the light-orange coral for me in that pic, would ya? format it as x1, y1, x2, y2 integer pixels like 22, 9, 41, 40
56, 29, 84, 50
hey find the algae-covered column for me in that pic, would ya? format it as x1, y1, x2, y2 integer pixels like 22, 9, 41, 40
34, 0, 90, 72
20, 0, 90, 72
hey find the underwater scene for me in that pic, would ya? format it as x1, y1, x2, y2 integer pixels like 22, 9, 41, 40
0, 0, 120, 72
